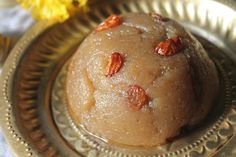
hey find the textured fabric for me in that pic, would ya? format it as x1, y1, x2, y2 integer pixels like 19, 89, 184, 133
0, 5, 34, 37
0, 130, 14, 157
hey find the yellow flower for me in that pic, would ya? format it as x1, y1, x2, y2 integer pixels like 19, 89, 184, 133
17, 0, 88, 22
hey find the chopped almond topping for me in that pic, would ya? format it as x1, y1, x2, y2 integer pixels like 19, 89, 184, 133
96, 14, 122, 32
127, 85, 149, 110
105, 52, 124, 77
155, 37, 185, 56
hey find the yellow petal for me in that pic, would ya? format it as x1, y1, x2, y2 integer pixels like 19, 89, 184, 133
17, 0, 88, 22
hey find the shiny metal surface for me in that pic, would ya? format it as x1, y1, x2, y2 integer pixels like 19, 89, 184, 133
0, 0, 236, 156
0, 35, 11, 72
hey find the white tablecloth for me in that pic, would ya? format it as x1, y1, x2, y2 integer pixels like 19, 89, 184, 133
0, 129, 14, 157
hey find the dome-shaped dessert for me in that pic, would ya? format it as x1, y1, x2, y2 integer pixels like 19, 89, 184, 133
66, 13, 219, 146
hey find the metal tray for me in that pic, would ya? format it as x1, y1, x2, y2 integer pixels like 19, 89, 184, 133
0, 0, 236, 156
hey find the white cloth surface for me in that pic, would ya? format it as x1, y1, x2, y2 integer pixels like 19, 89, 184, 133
0, 130, 14, 157
0, 5, 34, 157
0, 5, 34, 37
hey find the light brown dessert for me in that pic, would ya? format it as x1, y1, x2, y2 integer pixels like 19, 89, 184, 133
66, 13, 219, 147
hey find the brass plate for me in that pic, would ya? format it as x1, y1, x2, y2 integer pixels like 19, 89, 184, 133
1, 0, 236, 156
